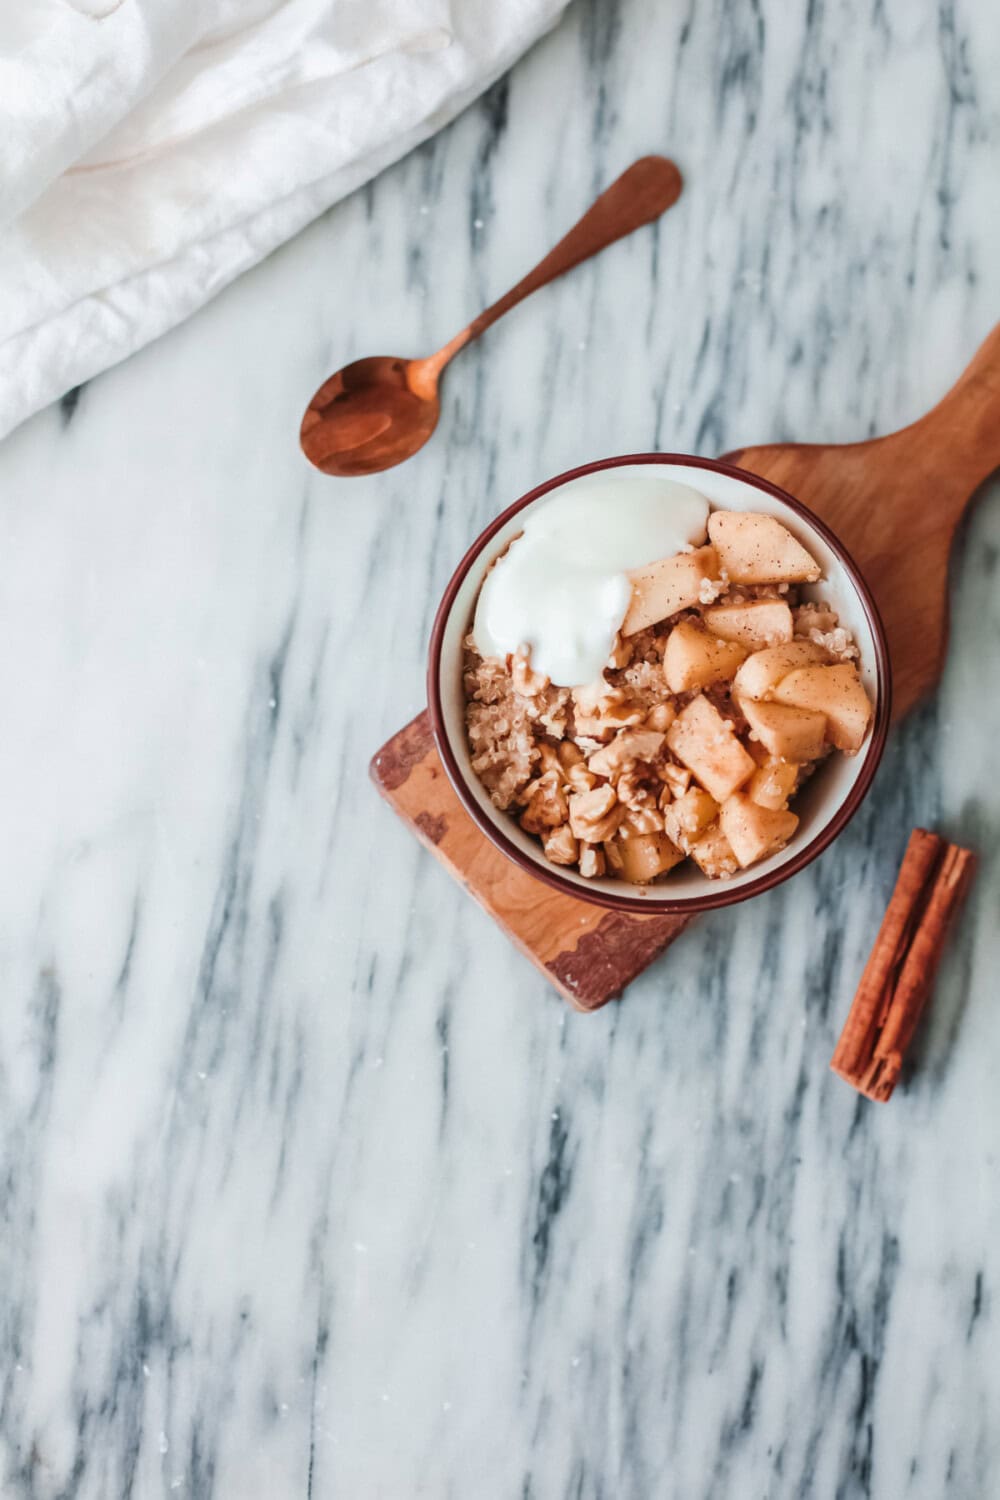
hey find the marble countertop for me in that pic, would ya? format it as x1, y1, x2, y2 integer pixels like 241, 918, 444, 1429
2, 2, 999, 1496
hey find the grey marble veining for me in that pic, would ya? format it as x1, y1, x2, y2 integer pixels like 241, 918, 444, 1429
2, 1, 999, 1496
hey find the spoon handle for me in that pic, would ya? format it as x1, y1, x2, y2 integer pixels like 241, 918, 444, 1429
412, 156, 682, 389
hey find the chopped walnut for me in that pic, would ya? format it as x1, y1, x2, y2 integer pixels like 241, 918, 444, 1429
568, 784, 622, 843
536, 743, 561, 775
619, 806, 664, 837
572, 681, 615, 716
565, 762, 599, 794
578, 701, 646, 738
616, 768, 659, 812
519, 771, 568, 834
587, 729, 665, 781
572, 682, 645, 740
556, 740, 598, 793
543, 825, 579, 866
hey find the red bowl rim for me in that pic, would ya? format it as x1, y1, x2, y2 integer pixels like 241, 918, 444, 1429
426, 453, 892, 915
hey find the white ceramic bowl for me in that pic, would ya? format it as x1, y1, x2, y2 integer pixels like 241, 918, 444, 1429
428, 454, 891, 914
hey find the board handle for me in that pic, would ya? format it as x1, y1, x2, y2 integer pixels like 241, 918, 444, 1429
908, 321, 1000, 493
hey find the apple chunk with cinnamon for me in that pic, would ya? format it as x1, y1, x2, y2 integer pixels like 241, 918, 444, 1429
708, 510, 823, 584
464, 501, 874, 884
719, 793, 799, 868
773, 664, 873, 752
666, 696, 756, 803
663, 621, 747, 693
623, 546, 720, 635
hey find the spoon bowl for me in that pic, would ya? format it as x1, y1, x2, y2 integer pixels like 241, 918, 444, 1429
300, 156, 683, 478
300, 356, 440, 477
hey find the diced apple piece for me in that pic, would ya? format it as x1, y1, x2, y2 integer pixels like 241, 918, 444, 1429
703, 599, 793, 649
719, 793, 799, 868
663, 620, 747, 693
745, 735, 770, 767
688, 823, 739, 879
663, 786, 719, 850
707, 510, 822, 584
738, 696, 827, 762
644, 702, 677, 734
666, 694, 756, 803
773, 664, 873, 753
659, 762, 691, 798
623, 545, 719, 635
731, 640, 829, 701
747, 758, 799, 811
603, 837, 625, 875
614, 831, 684, 883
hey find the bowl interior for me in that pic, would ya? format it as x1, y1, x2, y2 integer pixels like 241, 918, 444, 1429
434, 458, 885, 908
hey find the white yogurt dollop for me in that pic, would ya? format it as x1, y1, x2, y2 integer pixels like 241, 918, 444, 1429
473, 476, 710, 687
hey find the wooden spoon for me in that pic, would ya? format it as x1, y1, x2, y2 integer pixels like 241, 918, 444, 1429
725, 321, 1000, 720
300, 156, 683, 477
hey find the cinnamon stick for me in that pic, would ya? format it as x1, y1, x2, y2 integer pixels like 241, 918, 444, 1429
831, 828, 976, 1102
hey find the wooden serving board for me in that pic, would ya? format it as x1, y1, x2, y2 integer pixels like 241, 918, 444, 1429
370, 326, 1000, 1010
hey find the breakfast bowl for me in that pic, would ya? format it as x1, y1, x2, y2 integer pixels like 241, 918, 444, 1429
427, 454, 891, 914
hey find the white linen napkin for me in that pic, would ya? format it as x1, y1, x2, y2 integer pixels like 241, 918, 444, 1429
0, 0, 569, 441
